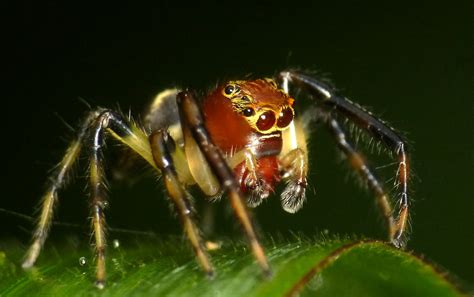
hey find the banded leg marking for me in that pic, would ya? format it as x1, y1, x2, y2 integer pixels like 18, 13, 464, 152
282, 71, 410, 246
177, 91, 271, 277
87, 109, 160, 287
24, 108, 157, 288
149, 130, 214, 277
328, 119, 396, 239
23, 111, 100, 269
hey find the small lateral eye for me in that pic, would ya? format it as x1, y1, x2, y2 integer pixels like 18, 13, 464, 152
277, 108, 294, 128
224, 85, 235, 95
242, 107, 254, 117
256, 110, 276, 131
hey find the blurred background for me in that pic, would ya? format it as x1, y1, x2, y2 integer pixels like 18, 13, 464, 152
4, 0, 472, 286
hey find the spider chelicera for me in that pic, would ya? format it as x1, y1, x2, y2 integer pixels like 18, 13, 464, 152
22, 71, 410, 288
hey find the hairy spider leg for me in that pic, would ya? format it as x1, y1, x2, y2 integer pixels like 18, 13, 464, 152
87, 110, 149, 288
327, 119, 395, 236
22, 111, 100, 269
278, 147, 308, 213
149, 130, 214, 277
278, 79, 309, 213
23, 107, 206, 287
92, 110, 216, 286
177, 91, 272, 277
282, 71, 410, 247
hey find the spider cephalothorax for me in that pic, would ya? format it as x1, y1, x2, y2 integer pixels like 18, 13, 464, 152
217, 78, 294, 134
202, 79, 299, 203
203, 79, 294, 150
23, 71, 410, 288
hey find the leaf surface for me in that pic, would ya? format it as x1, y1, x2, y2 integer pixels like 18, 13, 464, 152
0, 238, 464, 297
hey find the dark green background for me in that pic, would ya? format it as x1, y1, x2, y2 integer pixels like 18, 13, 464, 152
4, 0, 472, 287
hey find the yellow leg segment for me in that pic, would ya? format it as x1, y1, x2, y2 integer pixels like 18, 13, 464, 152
23, 139, 82, 268
150, 131, 214, 277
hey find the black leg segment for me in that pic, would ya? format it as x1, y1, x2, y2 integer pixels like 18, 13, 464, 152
177, 91, 271, 277
281, 71, 410, 247
149, 130, 214, 277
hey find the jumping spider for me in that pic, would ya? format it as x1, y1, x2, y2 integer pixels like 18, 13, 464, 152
23, 71, 410, 288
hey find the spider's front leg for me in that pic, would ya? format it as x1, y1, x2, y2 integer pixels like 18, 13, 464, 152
86, 110, 214, 285
177, 91, 271, 277
149, 130, 214, 277
282, 71, 410, 247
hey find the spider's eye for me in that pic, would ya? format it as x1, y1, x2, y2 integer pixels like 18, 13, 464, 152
277, 108, 294, 128
224, 85, 235, 95
256, 110, 276, 131
242, 107, 255, 117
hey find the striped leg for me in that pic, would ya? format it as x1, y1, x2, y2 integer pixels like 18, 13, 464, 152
177, 91, 271, 277
87, 112, 113, 289
24, 108, 157, 288
282, 71, 410, 247
149, 130, 214, 277
328, 119, 396, 241
22, 111, 100, 269
86, 109, 159, 288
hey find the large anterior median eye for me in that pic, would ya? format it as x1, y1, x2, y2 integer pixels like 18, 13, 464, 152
256, 110, 276, 131
277, 108, 294, 128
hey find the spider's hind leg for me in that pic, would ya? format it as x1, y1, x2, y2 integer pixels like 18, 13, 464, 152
22, 111, 101, 269
24, 107, 158, 288
86, 109, 171, 287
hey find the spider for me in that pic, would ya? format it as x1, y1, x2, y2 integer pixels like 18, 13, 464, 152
22, 70, 410, 288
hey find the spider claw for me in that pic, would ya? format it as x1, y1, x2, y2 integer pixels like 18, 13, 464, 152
205, 269, 216, 280
390, 231, 407, 249
22, 259, 34, 269
262, 267, 273, 280
95, 280, 106, 290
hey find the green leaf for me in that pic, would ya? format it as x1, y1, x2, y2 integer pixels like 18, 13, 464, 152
0, 237, 465, 297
